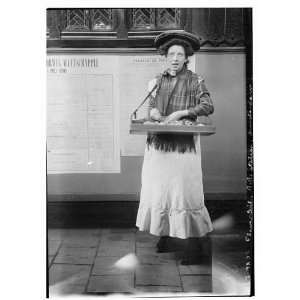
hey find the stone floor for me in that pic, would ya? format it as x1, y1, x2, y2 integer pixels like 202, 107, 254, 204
48, 228, 251, 296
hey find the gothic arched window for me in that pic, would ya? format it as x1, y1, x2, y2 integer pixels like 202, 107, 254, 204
63, 9, 115, 32
130, 8, 182, 31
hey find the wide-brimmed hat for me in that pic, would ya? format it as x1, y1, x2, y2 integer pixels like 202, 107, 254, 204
154, 30, 200, 51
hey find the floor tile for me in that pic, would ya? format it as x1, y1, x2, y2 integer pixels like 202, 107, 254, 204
97, 241, 135, 257
214, 251, 248, 277
48, 255, 55, 266
58, 246, 97, 255
101, 232, 135, 242
136, 240, 157, 248
182, 275, 212, 292
48, 240, 61, 256
136, 246, 181, 259
135, 264, 181, 286
87, 275, 134, 293
49, 283, 86, 295
179, 263, 212, 275
48, 229, 100, 241
54, 246, 97, 265
92, 257, 134, 275
47, 228, 251, 296
49, 264, 91, 286
211, 260, 251, 295
135, 285, 183, 293
62, 237, 100, 247
136, 246, 157, 256
136, 249, 177, 265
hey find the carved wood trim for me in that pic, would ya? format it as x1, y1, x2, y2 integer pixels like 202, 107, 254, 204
47, 8, 249, 49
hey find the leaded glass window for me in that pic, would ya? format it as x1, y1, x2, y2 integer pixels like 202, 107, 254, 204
131, 8, 181, 30
131, 8, 155, 30
91, 9, 114, 31
65, 9, 90, 31
157, 8, 181, 29
64, 9, 114, 32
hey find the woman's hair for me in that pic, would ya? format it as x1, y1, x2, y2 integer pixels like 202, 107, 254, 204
158, 38, 195, 58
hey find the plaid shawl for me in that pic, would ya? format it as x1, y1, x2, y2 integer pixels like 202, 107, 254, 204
146, 65, 214, 153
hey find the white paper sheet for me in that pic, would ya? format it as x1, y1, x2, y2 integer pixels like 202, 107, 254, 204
47, 55, 120, 173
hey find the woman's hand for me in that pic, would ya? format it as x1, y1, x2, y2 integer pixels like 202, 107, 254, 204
163, 110, 189, 124
150, 108, 162, 121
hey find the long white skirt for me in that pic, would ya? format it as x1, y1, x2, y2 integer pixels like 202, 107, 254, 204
136, 135, 213, 239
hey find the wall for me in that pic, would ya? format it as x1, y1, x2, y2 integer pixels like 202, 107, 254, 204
196, 52, 247, 194
47, 52, 246, 199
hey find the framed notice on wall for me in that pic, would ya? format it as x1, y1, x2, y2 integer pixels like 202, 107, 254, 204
46, 55, 120, 173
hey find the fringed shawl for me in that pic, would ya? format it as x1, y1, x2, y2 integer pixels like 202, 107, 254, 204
146, 133, 196, 153
147, 66, 197, 153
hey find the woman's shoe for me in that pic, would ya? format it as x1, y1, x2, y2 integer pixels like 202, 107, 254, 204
156, 236, 170, 253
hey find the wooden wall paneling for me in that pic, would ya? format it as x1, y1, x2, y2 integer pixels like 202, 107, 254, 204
191, 8, 210, 46
116, 8, 128, 38
47, 9, 61, 39
183, 8, 192, 32
224, 8, 245, 46
208, 8, 226, 46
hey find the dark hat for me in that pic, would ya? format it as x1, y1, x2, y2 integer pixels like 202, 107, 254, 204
154, 30, 200, 51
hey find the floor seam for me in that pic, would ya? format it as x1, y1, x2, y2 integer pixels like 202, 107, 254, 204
83, 229, 102, 293
49, 241, 63, 269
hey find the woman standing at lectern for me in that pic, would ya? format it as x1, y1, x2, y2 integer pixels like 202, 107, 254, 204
135, 30, 214, 264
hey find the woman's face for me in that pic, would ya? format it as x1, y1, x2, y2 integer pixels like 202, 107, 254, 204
166, 45, 187, 74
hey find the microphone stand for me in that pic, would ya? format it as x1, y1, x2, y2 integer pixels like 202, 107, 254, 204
130, 84, 158, 123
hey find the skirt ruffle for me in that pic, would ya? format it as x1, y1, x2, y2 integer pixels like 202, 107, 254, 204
136, 205, 213, 239
136, 135, 213, 239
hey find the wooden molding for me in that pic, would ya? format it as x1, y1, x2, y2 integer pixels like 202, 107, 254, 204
47, 194, 249, 228
47, 193, 246, 202
46, 46, 245, 54
46, 8, 248, 50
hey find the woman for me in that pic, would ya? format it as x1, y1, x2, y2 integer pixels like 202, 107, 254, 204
136, 30, 214, 264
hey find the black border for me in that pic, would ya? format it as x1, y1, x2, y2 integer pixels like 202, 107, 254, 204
244, 8, 254, 296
